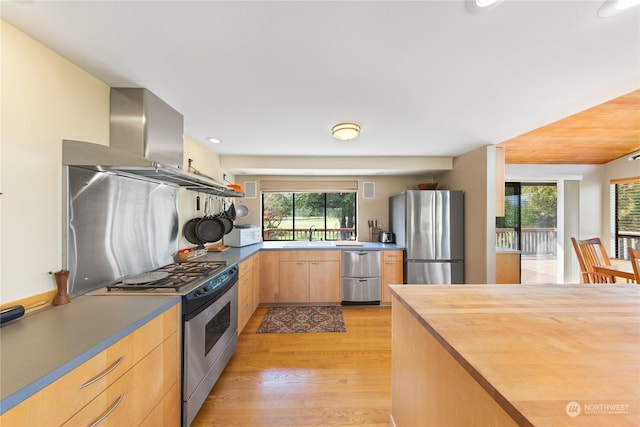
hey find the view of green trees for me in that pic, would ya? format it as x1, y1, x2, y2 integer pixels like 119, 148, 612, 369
263, 192, 356, 240
617, 181, 640, 234
498, 184, 557, 229
521, 185, 557, 228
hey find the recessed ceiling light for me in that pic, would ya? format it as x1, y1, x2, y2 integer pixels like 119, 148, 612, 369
332, 122, 361, 141
598, 0, 640, 16
207, 137, 222, 144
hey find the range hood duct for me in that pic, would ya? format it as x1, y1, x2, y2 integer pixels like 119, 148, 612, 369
63, 88, 239, 197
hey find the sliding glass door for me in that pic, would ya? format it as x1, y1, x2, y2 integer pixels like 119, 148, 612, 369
496, 183, 558, 284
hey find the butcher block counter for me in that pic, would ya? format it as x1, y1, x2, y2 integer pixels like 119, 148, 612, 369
389, 284, 640, 426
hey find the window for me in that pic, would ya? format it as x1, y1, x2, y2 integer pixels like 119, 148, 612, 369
611, 178, 640, 259
262, 192, 356, 241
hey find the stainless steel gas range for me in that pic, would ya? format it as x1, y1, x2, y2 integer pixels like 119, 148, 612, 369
90, 261, 238, 427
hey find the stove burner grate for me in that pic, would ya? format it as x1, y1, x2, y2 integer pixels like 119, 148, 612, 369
106, 261, 227, 292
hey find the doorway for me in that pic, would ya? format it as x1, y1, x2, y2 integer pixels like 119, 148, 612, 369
496, 182, 558, 284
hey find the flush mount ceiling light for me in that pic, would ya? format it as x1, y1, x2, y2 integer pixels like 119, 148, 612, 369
331, 122, 361, 141
465, 0, 506, 15
207, 137, 222, 144
476, 0, 506, 8
598, 0, 640, 16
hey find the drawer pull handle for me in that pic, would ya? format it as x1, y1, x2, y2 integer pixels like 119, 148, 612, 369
88, 393, 124, 427
79, 356, 124, 389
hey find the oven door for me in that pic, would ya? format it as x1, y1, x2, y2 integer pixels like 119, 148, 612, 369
183, 280, 238, 424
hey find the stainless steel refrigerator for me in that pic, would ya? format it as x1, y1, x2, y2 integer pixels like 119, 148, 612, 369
390, 190, 464, 284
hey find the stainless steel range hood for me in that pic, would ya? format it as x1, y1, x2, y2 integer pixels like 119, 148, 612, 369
63, 88, 240, 197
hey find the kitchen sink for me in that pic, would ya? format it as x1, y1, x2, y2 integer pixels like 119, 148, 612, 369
283, 241, 336, 247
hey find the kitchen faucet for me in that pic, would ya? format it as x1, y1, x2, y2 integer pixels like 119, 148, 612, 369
309, 225, 316, 241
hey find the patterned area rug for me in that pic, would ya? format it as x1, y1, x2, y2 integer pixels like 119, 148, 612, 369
256, 306, 346, 333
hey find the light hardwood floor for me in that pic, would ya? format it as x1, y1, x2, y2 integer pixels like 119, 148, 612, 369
192, 306, 393, 427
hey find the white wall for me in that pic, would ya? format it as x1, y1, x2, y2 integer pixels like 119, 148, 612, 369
177, 135, 225, 250
1, 21, 110, 303
0, 22, 226, 303
437, 145, 495, 284
505, 163, 603, 238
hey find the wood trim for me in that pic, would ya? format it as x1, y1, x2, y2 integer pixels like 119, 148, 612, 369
611, 176, 640, 185
0, 289, 57, 313
260, 180, 358, 192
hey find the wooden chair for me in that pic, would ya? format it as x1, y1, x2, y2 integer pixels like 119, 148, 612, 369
629, 247, 640, 284
571, 237, 590, 283
570, 237, 616, 284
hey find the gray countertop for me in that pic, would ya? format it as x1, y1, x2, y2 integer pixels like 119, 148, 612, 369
198, 241, 403, 264
0, 241, 401, 414
260, 241, 401, 250
0, 295, 180, 414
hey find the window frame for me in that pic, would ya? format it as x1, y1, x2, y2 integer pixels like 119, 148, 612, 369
611, 177, 640, 260
261, 191, 357, 241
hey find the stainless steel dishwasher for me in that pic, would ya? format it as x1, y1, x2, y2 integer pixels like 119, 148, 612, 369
341, 250, 381, 305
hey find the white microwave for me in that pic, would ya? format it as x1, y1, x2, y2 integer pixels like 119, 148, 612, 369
223, 226, 262, 247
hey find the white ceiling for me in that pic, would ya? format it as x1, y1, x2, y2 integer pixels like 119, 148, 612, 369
2, 1, 639, 175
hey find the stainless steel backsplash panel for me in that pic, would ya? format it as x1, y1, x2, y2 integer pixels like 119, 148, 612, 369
66, 166, 178, 296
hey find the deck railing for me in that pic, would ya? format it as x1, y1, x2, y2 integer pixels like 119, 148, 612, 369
264, 228, 355, 241
617, 232, 640, 260
496, 228, 557, 255
497, 229, 640, 259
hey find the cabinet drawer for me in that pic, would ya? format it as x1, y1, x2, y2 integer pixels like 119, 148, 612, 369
238, 295, 253, 334
140, 382, 180, 427
238, 267, 254, 303
279, 250, 339, 262
342, 251, 381, 277
239, 256, 255, 274
62, 332, 178, 427
0, 304, 179, 426
383, 250, 403, 261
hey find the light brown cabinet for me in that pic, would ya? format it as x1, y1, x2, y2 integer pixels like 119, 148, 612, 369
238, 252, 260, 334
309, 260, 340, 302
259, 251, 280, 303
278, 251, 340, 304
259, 250, 341, 304
496, 251, 520, 284
252, 252, 261, 312
382, 250, 404, 304
279, 261, 310, 302
0, 304, 181, 427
